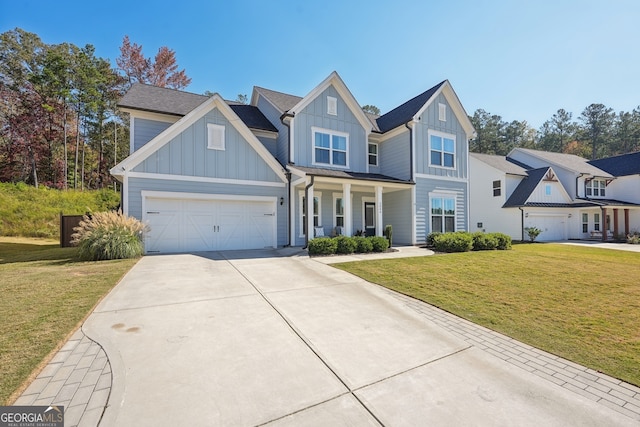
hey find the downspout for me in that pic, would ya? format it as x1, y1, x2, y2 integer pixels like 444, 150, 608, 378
303, 176, 315, 249
280, 112, 295, 165
518, 207, 525, 242
405, 122, 414, 181
575, 173, 586, 199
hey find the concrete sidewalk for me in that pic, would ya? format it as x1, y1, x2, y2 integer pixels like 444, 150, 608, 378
14, 246, 640, 426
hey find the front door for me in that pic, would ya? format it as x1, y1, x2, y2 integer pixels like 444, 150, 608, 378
364, 202, 375, 236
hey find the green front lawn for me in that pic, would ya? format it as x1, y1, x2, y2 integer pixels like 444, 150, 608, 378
334, 243, 640, 386
0, 237, 138, 404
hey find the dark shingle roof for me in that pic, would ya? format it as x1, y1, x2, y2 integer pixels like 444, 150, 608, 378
470, 152, 529, 176
503, 167, 549, 207
118, 83, 208, 116
588, 151, 640, 177
291, 166, 413, 184
118, 83, 277, 132
253, 86, 302, 113
375, 81, 446, 133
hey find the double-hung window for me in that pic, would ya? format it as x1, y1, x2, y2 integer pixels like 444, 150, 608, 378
300, 192, 322, 237
431, 196, 456, 233
429, 131, 455, 168
313, 127, 348, 167
492, 180, 501, 197
334, 196, 344, 227
586, 179, 606, 197
368, 143, 378, 166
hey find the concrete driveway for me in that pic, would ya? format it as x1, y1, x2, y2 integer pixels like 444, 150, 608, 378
84, 250, 636, 426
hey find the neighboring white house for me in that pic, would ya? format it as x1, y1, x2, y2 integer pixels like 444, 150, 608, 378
470, 148, 640, 242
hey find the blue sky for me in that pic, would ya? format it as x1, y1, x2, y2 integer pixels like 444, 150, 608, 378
2, 0, 639, 128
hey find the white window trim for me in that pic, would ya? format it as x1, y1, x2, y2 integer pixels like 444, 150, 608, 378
438, 103, 447, 122
429, 193, 457, 233
586, 179, 606, 197
333, 193, 354, 228
298, 191, 322, 238
545, 184, 552, 196
428, 129, 456, 169
492, 180, 501, 197
368, 142, 378, 166
311, 126, 349, 168
207, 123, 225, 150
327, 96, 337, 116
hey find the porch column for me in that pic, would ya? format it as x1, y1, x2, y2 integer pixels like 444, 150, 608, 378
625, 209, 630, 236
343, 182, 352, 237
613, 208, 619, 239
375, 185, 383, 237
306, 183, 314, 240
601, 208, 607, 241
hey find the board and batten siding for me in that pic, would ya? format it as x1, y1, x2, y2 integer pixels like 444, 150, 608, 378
293, 85, 368, 172
379, 130, 411, 180
127, 177, 288, 247
133, 108, 282, 183
414, 176, 467, 243
382, 189, 413, 245
134, 118, 173, 151
256, 95, 289, 165
415, 93, 468, 179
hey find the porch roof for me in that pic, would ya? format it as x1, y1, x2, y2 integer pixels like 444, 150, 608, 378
289, 166, 413, 185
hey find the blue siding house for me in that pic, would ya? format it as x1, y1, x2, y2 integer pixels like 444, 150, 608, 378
112, 72, 475, 253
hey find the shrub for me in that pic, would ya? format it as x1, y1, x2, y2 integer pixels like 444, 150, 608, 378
426, 232, 441, 248
524, 226, 542, 242
353, 236, 373, 253
72, 211, 147, 261
492, 232, 512, 250
433, 231, 473, 253
384, 224, 393, 248
472, 232, 498, 251
308, 237, 337, 255
370, 236, 389, 252
335, 236, 356, 254
628, 231, 640, 245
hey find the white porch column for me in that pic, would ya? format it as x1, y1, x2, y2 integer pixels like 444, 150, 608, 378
306, 182, 314, 240
375, 185, 383, 237
343, 182, 352, 236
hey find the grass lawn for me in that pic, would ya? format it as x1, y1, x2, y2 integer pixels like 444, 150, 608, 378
0, 237, 138, 404
334, 243, 640, 386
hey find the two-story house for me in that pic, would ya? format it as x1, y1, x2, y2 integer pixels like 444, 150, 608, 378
470, 148, 640, 242
111, 72, 475, 253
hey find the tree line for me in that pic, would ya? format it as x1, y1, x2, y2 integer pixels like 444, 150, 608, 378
469, 104, 640, 160
0, 28, 190, 190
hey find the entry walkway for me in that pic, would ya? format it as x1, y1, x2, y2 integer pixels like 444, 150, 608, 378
13, 245, 640, 426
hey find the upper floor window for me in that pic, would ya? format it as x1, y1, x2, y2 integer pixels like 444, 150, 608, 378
368, 143, 378, 166
429, 131, 455, 168
327, 96, 337, 115
312, 127, 348, 167
438, 103, 447, 121
207, 123, 225, 150
545, 184, 552, 196
492, 180, 501, 197
586, 179, 606, 197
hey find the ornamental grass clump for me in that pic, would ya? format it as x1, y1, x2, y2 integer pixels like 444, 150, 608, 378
72, 211, 147, 260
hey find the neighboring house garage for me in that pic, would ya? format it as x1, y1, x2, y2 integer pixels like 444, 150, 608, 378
143, 192, 277, 253
525, 213, 567, 241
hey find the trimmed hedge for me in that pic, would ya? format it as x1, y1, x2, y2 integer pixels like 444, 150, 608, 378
308, 235, 388, 256
428, 231, 512, 253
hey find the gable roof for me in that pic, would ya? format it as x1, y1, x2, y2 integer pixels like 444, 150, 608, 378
119, 83, 277, 132
510, 148, 612, 178
503, 167, 550, 207
470, 152, 528, 176
251, 86, 302, 113
111, 93, 285, 182
375, 81, 445, 133
588, 151, 640, 177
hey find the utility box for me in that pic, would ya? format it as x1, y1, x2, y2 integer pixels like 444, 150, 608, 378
60, 214, 84, 247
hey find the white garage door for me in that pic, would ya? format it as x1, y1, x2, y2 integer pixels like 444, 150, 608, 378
527, 215, 566, 241
143, 196, 276, 253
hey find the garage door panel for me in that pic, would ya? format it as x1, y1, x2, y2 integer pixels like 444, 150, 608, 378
144, 196, 275, 253
526, 215, 566, 241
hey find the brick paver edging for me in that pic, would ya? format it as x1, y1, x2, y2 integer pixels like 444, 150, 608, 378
383, 287, 640, 421
14, 328, 112, 427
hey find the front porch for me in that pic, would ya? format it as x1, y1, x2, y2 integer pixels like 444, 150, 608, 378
288, 166, 414, 247
578, 201, 640, 242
